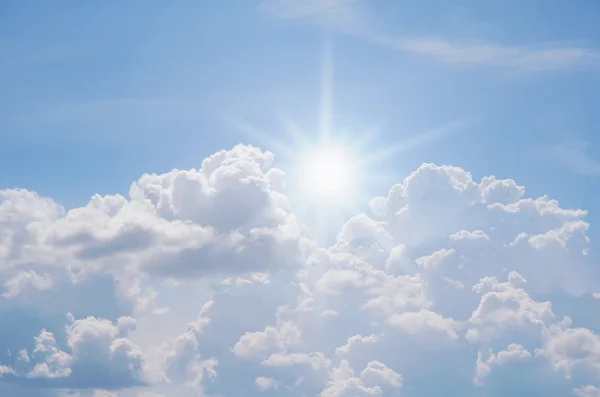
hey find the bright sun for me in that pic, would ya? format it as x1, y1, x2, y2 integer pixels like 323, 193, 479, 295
297, 142, 362, 205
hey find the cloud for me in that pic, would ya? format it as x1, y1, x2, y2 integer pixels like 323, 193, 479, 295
535, 320, 600, 380
541, 141, 600, 176
320, 360, 383, 397
4, 314, 146, 389
335, 334, 378, 356
380, 37, 599, 71
1, 144, 599, 396
0, 144, 311, 287
388, 309, 459, 341
260, 0, 368, 33
262, 0, 600, 71
255, 376, 279, 391
474, 344, 532, 385
2, 271, 54, 299
575, 385, 600, 397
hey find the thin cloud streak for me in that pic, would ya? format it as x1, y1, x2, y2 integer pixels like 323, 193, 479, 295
260, 0, 369, 34
541, 141, 600, 176
262, 0, 600, 71
379, 37, 600, 71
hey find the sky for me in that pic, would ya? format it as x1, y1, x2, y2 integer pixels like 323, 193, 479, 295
1, 0, 600, 396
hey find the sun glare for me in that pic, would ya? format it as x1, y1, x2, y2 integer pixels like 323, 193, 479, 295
297, 142, 362, 205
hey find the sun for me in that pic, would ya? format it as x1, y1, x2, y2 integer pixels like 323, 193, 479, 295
296, 142, 362, 206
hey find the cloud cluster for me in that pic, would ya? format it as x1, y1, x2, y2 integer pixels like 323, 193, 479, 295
7, 314, 143, 388
0, 145, 309, 306
1, 144, 599, 396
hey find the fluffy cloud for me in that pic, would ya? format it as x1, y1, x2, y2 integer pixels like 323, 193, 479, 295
0, 145, 310, 288
1, 145, 599, 396
474, 344, 532, 385
4, 314, 145, 389
255, 376, 279, 391
575, 386, 600, 397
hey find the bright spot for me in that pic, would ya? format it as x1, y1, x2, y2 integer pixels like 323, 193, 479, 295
297, 142, 362, 205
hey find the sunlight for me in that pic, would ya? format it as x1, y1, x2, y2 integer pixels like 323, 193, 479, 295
297, 142, 362, 205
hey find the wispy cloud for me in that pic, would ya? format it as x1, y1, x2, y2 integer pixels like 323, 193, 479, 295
380, 37, 599, 71
260, 0, 370, 33
261, 0, 600, 71
542, 141, 600, 176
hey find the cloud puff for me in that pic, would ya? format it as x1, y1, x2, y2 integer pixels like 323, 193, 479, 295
255, 376, 279, 391
0, 145, 310, 288
3, 314, 145, 389
1, 145, 599, 396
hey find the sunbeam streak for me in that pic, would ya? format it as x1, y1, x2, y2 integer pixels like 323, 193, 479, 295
320, 33, 334, 140
221, 34, 467, 244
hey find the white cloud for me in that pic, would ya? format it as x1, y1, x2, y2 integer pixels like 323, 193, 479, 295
234, 321, 301, 359
93, 392, 119, 397
320, 360, 382, 397
0, 365, 16, 376
450, 229, 489, 241
415, 248, 455, 271
474, 344, 532, 385
575, 385, 600, 397
255, 376, 279, 391
0, 145, 310, 288
359, 361, 402, 388
388, 309, 459, 341
335, 334, 378, 356
1, 270, 54, 299
381, 37, 599, 71
536, 323, 600, 380
466, 273, 555, 343
1, 145, 599, 396
262, 352, 331, 372
12, 314, 146, 388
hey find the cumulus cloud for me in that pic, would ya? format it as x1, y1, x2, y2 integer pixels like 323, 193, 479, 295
388, 309, 459, 340
255, 376, 279, 391
474, 344, 532, 385
2, 270, 54, 299
4, 314, 145, 389
1, 145, 599, 396
0, 145, 310, 288
575, 385, 600, 397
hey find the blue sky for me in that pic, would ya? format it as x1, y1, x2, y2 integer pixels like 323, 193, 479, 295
2, 1, 600, 396
3, 1, 599, 213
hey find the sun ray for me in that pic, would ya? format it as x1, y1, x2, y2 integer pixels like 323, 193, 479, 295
362, 120, 470, 166
221, 32, 457, 245
319, 32, 334, 140
221, 116, 294, 158
346, 122, 386, 152
276, 113, 314, 148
